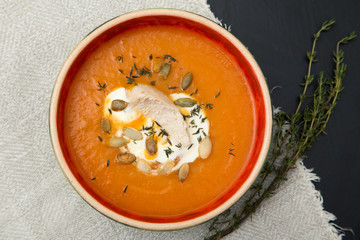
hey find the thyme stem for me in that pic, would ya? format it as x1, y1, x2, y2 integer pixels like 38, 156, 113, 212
205, 21, 356, 240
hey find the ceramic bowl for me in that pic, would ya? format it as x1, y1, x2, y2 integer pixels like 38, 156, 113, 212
49, 9, 272, 230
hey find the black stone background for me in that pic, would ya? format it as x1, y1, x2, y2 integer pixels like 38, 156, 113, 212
208, 0, 360, 239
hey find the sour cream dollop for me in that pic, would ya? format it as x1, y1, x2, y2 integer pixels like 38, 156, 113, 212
103, 85, 210, 175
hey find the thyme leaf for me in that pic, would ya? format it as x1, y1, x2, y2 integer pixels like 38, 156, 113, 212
116, 55, 123, 62
205, 103, 213, 109
163, 54, 176, 62
164, 147, 173, 158
97, 82, 106, 92
215, 91, 221, 98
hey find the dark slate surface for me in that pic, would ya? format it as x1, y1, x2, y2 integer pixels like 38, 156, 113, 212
208, 0, 360, 239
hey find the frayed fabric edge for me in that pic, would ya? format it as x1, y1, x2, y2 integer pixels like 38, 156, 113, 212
297, 161, 354, 239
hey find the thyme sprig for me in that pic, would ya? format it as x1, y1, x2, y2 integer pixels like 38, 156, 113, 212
205, 20, 356, 240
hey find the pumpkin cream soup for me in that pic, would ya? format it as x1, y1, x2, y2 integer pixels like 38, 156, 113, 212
63, 25, 255, 218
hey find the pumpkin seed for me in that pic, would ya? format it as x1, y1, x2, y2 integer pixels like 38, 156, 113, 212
146, 137, 157, 155
179, 163, 189, 182
199, 136, 212, 159
100, 118, 111, 133
181, 72, 193, 90
123, 127, 143, 140
159, 63, 171, 78
173, 98, 197, 107
107, 137, 129, 147
153, 59, 162, 73
116, 152, 136, 164
157, 161, 174, 175
111, 99, 127, 111
137, 160, 151, 173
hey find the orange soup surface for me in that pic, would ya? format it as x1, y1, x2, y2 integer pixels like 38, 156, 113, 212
63, 25, 256, 218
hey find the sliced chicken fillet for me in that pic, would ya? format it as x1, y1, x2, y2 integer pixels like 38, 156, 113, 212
129, 84, 191, 146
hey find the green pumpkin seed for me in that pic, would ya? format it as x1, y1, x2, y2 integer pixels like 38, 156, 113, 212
107, 137, 129, 147
111, 100, 127, 111
116, 152, 136, 164
100, 118, 111, 133
137, 160, 151, 173
146, 137, 157, 155
159, 63, 171, 78
173, 98, 197, 107
199, 136, 212, 159
181, 72, 193, 90
123, 127, 143, 140
179, 163, 189, 182
158, 161, 174, 175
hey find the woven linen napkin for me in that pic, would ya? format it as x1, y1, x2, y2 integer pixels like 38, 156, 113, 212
0, 0, 341, 239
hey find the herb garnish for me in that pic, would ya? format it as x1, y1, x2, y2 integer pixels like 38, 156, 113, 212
164, 54, 176, 62
190, 88, 198, 96
205, 20, 357, 240
116, 55, 123, 62
141, 124, 153, 131
197, 136, 202, 143
215, 91, 221, 98
193, 128, 203, 135
97, 82, 106, 92
175, 143, 182, 149
201, 117, 207, 123
150, 81, 156, 86
98, 136, 103, 142
205, 103, 213, 109
132, 56, 136, 58
191, 105, 201, 116
95, 103, 100, 106
155, 121, 162, 127
182, 115, 192, 121
228, 148, 235, 156
164, 147, 174, 158
142, 123, 156, 137
187, 144, 193, 150
133, 63, 138, 71
126, 76, 135, 85
107, 159, 110, 167
149, 54, 153, 60
168, 86, 177, 89
108, 108, 112, 115
138, 67, 151, 77
158, 128, 169, 137
118, 69, 123, 73
91, 177, 96, 181
123, 185, 128, 195
167, 139, 173, 146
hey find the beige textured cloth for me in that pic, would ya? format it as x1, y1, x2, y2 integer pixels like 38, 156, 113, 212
0, 0, 341, 239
